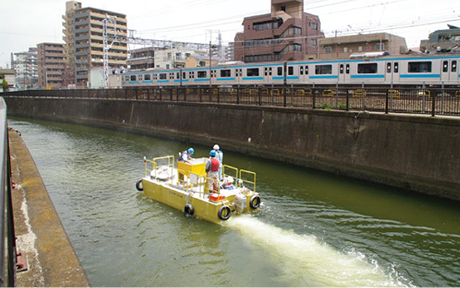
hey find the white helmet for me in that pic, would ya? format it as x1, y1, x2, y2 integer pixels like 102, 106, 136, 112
213, 144, 220, 150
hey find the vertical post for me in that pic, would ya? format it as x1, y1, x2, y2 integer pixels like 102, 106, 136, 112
346, 89, 349, 111
283, 87, 287, 107
258, 87, 262, 106
385, 89, 389, 114
237, 86, 240, 105
312, 88, 316, 109
431, 91, 436, 117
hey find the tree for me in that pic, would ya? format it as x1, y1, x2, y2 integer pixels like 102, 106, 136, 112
1, 78, 8, 92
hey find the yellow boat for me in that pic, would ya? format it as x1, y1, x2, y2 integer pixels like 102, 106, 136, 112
135, 155, 261, 224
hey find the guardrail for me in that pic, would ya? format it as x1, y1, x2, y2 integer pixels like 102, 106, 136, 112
0, 97, 18, 286
2, 86, 460, 117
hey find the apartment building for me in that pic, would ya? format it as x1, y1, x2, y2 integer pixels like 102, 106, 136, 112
37, 43, 66, 88
318, 33, 408, 59
63, 1, 128, 87
127, 47, 155, 71
13, 47, 38, 89
233, 0, 324, 62
420, 25, 460, 54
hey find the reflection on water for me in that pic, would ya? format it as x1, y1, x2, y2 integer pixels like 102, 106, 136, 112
9, 118, 460, 287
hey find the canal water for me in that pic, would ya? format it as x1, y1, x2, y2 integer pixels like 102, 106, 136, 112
8, 118, 460, 287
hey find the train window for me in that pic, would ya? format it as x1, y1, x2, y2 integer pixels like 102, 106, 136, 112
177, 72, 180, 79
387, 63, 392, 73
300, 66, 304, 75
288, 66, 294, 75
277, 67, 283, 76
340, 64, 344, 74
357, 63, 378, 74
144, 74, 151, 81
159, 73, 167, 80
346, 64, 350, 74
183, 72, 186, 79
408, 62, 432, 73
452, 61, 457, 73
197, 71, 207, 78
220, 70, 231, 77
315, 65, 332, 75
443, 61, 449, 73
247, 68, 260, 77
305, 66, 309, 75
130, 75, 136, 81
394, 62, 399, 73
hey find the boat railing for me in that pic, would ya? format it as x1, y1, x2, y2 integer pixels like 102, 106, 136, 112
239, 169, 256, 193
144, 155, 175, 183
223, 165, 257, 193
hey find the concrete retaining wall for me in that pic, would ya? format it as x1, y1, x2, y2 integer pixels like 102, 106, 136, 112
5, 98, 460, 201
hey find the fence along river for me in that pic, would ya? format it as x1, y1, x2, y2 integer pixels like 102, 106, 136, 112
9, 118, 460, 287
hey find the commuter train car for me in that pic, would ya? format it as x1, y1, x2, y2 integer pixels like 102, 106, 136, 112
120, 53, 460, 88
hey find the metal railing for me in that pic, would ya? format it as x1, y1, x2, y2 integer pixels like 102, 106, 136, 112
0, 97, 18, 286
3, 86, 460, 117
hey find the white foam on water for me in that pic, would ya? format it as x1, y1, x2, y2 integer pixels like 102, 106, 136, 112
224, 215, 400, 287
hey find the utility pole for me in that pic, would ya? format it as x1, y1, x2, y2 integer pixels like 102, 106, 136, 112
103, 14, 118, 88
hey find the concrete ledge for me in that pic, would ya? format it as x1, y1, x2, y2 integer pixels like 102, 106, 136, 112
9, 130, 90, 287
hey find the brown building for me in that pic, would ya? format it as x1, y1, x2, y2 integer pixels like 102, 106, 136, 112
37, 43, 66, 88
318, 33, 408, 59
234, 0, 324, 62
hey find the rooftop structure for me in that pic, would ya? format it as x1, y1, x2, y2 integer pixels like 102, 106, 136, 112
318, 33, 408, 59
233, 0, 324, 62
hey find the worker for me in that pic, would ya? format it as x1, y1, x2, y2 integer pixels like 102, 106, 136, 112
213, 144, 223, 180
180, 148, 194, 164
205, 150, 220, 194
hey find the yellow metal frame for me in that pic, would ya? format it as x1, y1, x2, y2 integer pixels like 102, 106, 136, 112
239, 169, 256, 194
417, 90, 430, 98
456, 90, 460, 98
388, 90, 401, 98
322, 89, 335, 97
353, 89, 366, 98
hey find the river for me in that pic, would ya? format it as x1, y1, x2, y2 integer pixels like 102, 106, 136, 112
8, 118, 460, 287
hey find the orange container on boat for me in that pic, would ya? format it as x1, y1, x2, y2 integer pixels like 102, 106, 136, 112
209, 193, 226, 202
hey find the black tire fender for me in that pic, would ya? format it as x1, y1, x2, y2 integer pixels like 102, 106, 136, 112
135, 179, 143, 191
249, 195, 261, 209
184, 204, 194, 216
218, 205, 231, 220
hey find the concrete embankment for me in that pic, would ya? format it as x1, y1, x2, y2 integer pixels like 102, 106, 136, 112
5, 97, 460, 201
9, 130, 90, 286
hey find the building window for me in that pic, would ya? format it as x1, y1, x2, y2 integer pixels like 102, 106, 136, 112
324, 47, 332, 54
311, 22, 318, 30
375, 43, 385, 51
311, 39, 317, 46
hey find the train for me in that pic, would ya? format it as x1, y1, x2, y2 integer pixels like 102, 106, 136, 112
117, 53, 460, 88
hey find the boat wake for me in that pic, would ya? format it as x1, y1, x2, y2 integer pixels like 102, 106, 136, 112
224, 215, 402, 287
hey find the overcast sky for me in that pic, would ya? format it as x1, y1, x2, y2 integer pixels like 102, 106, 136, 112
1, 0, 459, 68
